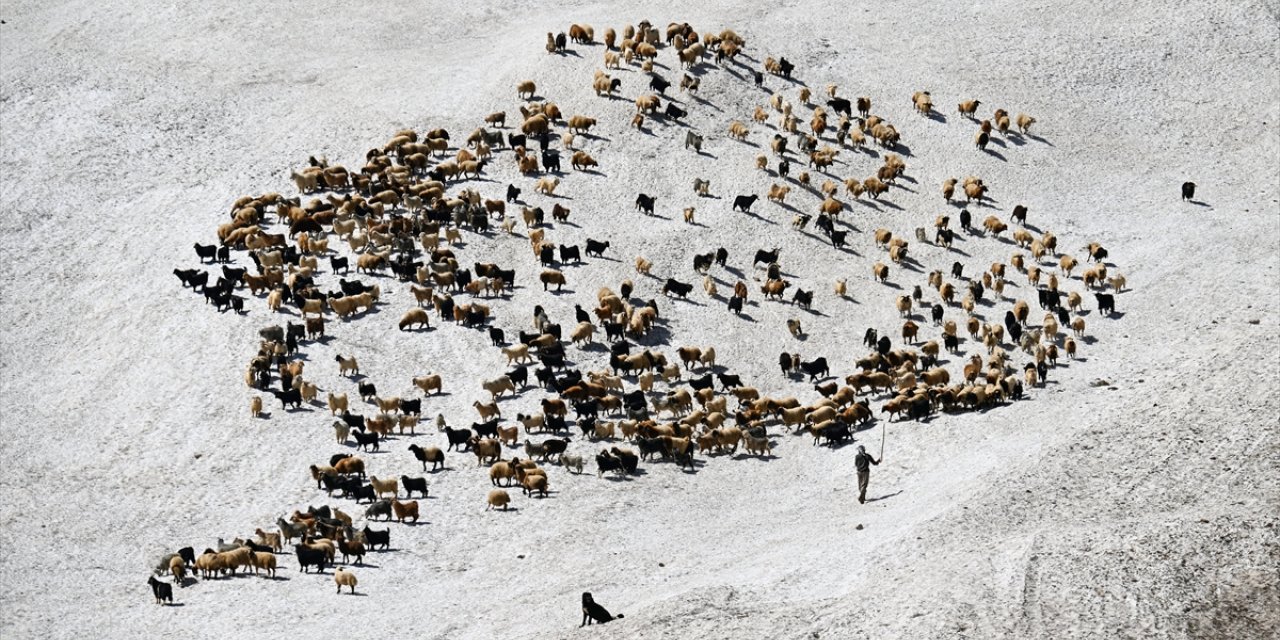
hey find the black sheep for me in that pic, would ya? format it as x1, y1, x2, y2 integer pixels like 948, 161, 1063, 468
635, 193, 656, 215
489, 327, 505, 346
585, 238, 610, 257
663, 278, 693, 298
148, 576, 174, 605
506, 184, 522, 203
793, 289, 813, 309
193, 243, 217, 263
400, 475, 429, 498
826, 98, 852, 116
363, 526, 390, 551
728, 295, 744, 314
1181, 181, 1196, 201
352, 428, 380, 452
715, 247, 728, 267
1095, 293, 1116, 316
649, 74, 671, 94
295, 544, 328, 573
718, 373, 743, 389
272, 388, 302, 410
444, 427, 473, 451
800, 357, 829, 381
664, 103, 687, 120
733, 194, 759, 212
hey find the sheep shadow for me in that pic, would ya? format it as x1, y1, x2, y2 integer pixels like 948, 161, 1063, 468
1026, 134, 1054, 146
879, 281, 904, 290
1188, 199, 1210, 207
926, 111, 948, 124
982, 148, 1008, 162
733, 452, 778, 461
730, 311, 755, 322
866, 489, 904, 503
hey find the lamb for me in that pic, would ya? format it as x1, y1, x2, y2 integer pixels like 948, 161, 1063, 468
334, 567, 358, 594
487, 489, 512, 510
535, 177, 561, 196
540, 269, 567, 291
635, 256, 653, 275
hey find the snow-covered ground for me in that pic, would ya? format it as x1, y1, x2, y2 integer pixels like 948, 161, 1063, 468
1, 1, 1277, 638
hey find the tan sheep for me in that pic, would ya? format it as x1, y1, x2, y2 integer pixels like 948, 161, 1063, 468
517, 80, 536, 99
728, 121, 749, 140
249, 395, 263, 418
768, 184, 791, 203
535, 177, 561, 196
873, 262, 890, 283
487, 489, 511, 510
1016, 113, 1037, 134
834, 279, 847, 297
334, 568, 358, 594
635, 256, 652, 275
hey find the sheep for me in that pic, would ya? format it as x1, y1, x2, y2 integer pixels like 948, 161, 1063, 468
635, 256, 653, 275
391, 499, 420, 523
409, 443, 445, 472
398, 308, 431, 331
534, 177, 561, 196
635, 94, 661, 113
540, 269, 567, 291
521, 473, 550, 498
873, 262, 890, 283
517, 80, 536, 99
474, 399, 503, 423
834, 279, 847, 297
571, 321, 596, 345
768, 184, 791, 203
559, 453, 585, 474
487, 489, 512, 511
335, 355, 359, 376
1016, 113, 1037, 134
249, 395, 263, 418
334, 567, 358, 594
728, 121, 750, 140
413, 374, 443, 395
787, 319, 803, 338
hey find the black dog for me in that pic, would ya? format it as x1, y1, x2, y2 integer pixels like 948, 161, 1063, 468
581, 592, 623, 626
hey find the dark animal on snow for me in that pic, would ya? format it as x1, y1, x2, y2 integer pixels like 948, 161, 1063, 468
583, 591, 622, 627
826, 98, 851, 116
586, 239, 610, 257
507, 184, 522, 203
272, 388, 303, 410
1181, 182, 1196, 201
444, 426, 473, 451
147, 576, 173, 604
351, 428, 380, 452
800, 357, 829, 381
635, 193, 656, 215
715, 247, 728, 267
663, 278, 693, 298
733, 194, 759, 212
1012, 204, 1028, 225
864, 328, 878, 348
295, 544, 328, 573
951, 262, 964, 280
194, 243, 217, 263
664, 103, 687, 120
1095, 293, 1115, 316
718, 373, 742, 389
959, 209, 972, 232
358, 381, 377, 401
363, 526, 390, 551
490, 327, 505, 346
560, 245, 581, 264
400, 475, 429, 498
649, 74, 671, 94
728, 295, 744, 314
753, 248, 779, 267
793, 289, 813, 309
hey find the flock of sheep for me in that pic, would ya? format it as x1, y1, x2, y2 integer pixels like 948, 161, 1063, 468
158, 20, 1127, 606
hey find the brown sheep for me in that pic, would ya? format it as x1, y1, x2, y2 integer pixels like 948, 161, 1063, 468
873, 262, 890, 283
958, 99, 981, 118
250, 395, 262, 418
568, 115, 597, 133
398, 308, 431, 331
487, 489, 511, 510
634, 256, 652, 275
517, 80, 537, 99
964, 181, 988, 202
863, 177, 889, 199
571, 151, 598, 171
983, 216, 1008, 236
896, 295, 912, 318
728, 121, 750, 140
635, 95, 661, 113
1016, 113, 1037, 134
768, 184, 791, 203
392, 499, 419, 523
540, 269, 566, 291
